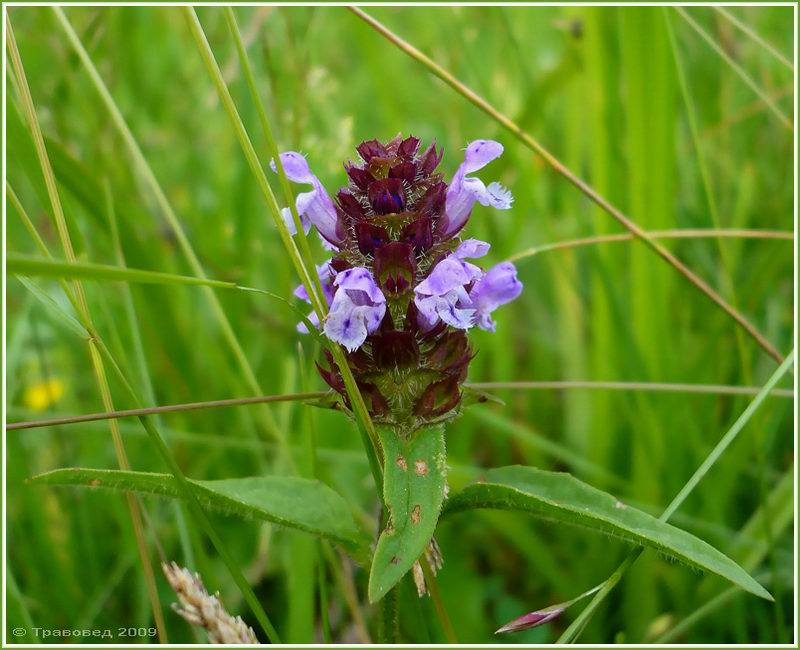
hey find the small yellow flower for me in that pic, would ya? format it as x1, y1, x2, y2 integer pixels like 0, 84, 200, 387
23, 378, 65, 411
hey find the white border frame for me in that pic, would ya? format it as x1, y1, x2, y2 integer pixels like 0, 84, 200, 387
2, 2, 797, 648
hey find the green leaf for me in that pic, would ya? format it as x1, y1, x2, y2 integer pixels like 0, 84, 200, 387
368, 425, 447, 603
444, 465, 771, 601
31, 468, 369, 557
9, 253, 236, 289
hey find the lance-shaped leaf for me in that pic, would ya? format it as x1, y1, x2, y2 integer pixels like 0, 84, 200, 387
443, 465, 771, 601
32, 468, 369, 559
368, 425, 447, 603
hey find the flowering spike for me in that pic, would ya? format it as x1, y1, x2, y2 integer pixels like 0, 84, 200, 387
282, 136, 522, 429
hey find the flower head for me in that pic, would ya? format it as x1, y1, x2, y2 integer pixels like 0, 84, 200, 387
277, 135, 522, 429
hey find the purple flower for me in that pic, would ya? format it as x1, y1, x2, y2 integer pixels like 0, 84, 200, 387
285, 135, 524, 423
323, 267, 387, 352
495, 584, 602, 634
414, 239, 489, 330
495, 608, 564, 634
469, 262, 523, 332
270, 152, 343, 247
294, 261, 336, 333
442, 140, 513, 238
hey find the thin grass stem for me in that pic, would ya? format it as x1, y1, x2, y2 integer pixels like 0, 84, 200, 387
224, 7, 327, 312
7, 391, 328, 431
8, 379, 793, 432
52, 7, 288, 452
183, 7, 384, 498
507, 228, 792, 263
468, 380, 793, 398
349, 7, 786, 366
6, 16, 169, 641
675, 7, 793, 129
420, 560, 458, 643
712, 7, 793, 71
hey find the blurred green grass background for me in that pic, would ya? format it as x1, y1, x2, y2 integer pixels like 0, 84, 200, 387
6, 5, 794, 644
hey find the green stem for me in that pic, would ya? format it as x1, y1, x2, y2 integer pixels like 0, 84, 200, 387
223, 7, 327, 313
7, 17, 168, 642
420, 560, 457, 643
378, 586, 399, 643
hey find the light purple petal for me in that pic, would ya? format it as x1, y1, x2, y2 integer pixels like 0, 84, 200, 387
281, 206, 311, 237
485, 182, 514, 209
294, 260, 335, 305
323, 267, 386, 351
415, 294, 474, 331
324, 297, 369, 352
270, 151, 342, 246
469, 262, 523, 332
454, 238, 490, 260
443, 139, 512, 238
334, 267, 385, 303
296, 310, 321, 334
462, 139, 504, 173
270, 151, 315, 184
415, 257, 480, 297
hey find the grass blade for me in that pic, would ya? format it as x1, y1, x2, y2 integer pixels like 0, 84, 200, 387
675, 7, 792, 129
507, 228, 793, 263
712, 7, 793, 70
52, 6, 288, 453
7, 391, 328, 431
6, 15, 169, 640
